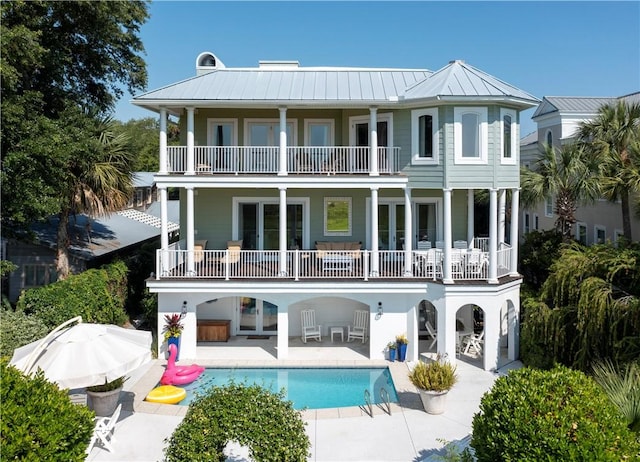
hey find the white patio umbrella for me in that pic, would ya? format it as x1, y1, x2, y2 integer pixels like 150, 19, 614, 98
10, 316, 152, 389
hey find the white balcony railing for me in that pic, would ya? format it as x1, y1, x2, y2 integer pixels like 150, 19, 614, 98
165, 146, 401, 175
155, 247, 513, 282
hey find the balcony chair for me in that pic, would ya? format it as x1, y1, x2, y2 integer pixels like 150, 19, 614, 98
466, 248, 488, 277
425, 321, 437, 349
463, 331, 484, 356
85, 403, 122, 454
453, 240, 468, 249
218, 240, 242, 267
347, 310, 368, 343
435, 240, 445, 249
301, 309, 322, 343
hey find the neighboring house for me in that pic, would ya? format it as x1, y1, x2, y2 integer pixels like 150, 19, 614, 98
5, 203, 180, 303
520, 92, 640, 244
133, 52, 540, 371
127, 172, 157, 211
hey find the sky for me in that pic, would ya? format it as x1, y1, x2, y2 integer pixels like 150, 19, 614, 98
114, 1, 640, 137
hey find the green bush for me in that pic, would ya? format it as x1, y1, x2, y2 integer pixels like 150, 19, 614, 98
16, 261, 128, 328
0, 361, 95, 460
471, 365, 640, 461
0, 308, 50, 359
165, 382, 310, 462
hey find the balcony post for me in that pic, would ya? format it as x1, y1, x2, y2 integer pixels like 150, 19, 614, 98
498, 189, 506, 245
404, 187, 413, 277
278, 107, 287, 176
186, 186, 195, 276
467, 188, 475, 245
159, 186, 169, 275
370, 187, 379, 277
186, 107, 195, 175
488, 188, 499, 283
369, 107, 379, 176
510, 188, 520, 276
159, 107, 168, 174
279, 187, 288, 276
442, 188, 453, 283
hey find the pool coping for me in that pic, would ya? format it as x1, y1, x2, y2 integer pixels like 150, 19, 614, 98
127, 359, 421, 420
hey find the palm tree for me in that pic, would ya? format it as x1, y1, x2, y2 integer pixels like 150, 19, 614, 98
577, 100, 640, 242
520, 142, 601, 242
55, 110, 134, 279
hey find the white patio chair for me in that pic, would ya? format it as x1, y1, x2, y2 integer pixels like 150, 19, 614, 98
301, 309, 322, 343
435, 240, 445, 249
463, 331, 485, 356
466, 248, 488, 277
347, 310, 368, 343
453, 240, 468, 249
85, 403, 122, 454
417, 240, 432, 250
425, 321, 437, 349
450, 249, 464, 278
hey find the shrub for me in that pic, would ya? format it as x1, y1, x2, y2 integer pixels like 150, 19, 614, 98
471, 365, 640, 461
0, 308, 49, 359
165, 382, 310, 462
409, 357, 458, 392
591, 359, 640, 433
16, 261, 128, 328
0, 361, 95, 460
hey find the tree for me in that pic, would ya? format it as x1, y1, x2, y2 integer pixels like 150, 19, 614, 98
520, 143, 601, 242
577, 100, 640, 242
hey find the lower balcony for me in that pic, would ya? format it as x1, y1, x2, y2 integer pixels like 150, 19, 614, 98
154, 247, 514, 283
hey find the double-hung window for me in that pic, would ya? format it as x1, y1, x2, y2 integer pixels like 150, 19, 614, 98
411, 108, 439, 165
454, 107, 488, 164
500, 108, 517, 165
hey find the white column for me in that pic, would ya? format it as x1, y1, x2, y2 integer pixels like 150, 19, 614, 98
186, 187, 195, 275
498, 189, 506, 245
279, 187, 288, 276
467, 188, 475, 245
369, 107, 379, 176
278, 107, 287, 176
159, 107, 168, 174
186, 107, 195, 175
404, 187, 413, 276
160, 187, 169, 275
277, 304, 289, 359
489, 188, 498, 283
442, 188, 453, 283
510, 188, 520, 276
371, 187, 379, 276
483, 304, 500, 371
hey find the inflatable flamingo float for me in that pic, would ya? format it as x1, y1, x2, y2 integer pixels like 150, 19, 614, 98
160, 344, 205, 386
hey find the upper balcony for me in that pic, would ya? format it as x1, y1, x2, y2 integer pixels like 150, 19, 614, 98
165, 146, 401, 176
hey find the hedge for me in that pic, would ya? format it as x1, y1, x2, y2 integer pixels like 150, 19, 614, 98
0, 308, 49, 359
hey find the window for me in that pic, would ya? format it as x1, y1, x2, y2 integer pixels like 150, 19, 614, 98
546, 130, 553, 147
411, 108, 439, 164
454, 107, 488, 164
208, 119, 238, 146
136, 189, 144, 206
614, 229, 624, 246
524, 213, 530, 234
545, 196, 553, 217
576, 223, 587, 245
500, 108, 517, 165
23, 264, 56, 289
146, 187, 152, 204
324, 197, 352, 236
594, 226, 606, 244
533, 214, 539, 231
305, 120, 334, 146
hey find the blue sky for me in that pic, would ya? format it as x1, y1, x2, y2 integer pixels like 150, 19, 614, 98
115, 1, 640, 137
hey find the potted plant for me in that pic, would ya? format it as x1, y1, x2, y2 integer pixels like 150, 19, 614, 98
396, 334, 409, 362
86, 376, 127, 417
408, 355, 458, 414
163, 313, 184, 360
387, 342, 397, 362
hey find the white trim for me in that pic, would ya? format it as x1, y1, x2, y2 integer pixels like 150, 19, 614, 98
232, 196, 310, 249
544, 196, 553, 217
454, 107, 488, 164
324, 197, 352, 236
500, 108, 517, 165
594, 225, 606, 244
304, 119, 335, 146
348, 113, 394, 148
575, 222, 587, 245
243, 118, 298, 146
411, 108, 439, 165
207, 118, 238, 146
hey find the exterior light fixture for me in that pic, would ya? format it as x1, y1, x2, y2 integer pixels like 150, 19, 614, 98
378, 302, 383, 316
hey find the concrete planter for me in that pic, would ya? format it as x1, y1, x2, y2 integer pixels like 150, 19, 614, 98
418, 389, 449, 415
87, 387, 122, 417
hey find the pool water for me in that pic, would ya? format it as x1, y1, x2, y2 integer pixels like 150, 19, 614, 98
176, 367, 399, 410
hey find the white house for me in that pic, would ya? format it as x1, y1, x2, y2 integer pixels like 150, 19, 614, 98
133, 52, 540, 371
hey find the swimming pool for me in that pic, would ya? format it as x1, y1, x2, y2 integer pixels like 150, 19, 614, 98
176, 367, 399, 410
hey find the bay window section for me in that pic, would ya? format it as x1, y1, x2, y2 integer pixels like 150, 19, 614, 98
454, 107, 488, 164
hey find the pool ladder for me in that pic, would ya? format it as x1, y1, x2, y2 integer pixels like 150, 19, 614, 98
363, 387, 392, 418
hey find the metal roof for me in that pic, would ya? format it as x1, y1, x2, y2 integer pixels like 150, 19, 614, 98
532, 92, 640, 119
132, 172, 155, 188
132, 59, 540, 109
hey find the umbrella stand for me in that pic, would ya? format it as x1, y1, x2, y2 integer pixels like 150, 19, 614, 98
22, 316, 83, 375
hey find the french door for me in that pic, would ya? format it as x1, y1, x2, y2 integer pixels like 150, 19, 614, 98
370, 199, 439, 249
237, 297, 278, 335
378, 203, 405, 250
238, 201, 304, 251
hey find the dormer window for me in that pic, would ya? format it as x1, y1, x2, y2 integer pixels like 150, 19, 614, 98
411, 108, 439, 165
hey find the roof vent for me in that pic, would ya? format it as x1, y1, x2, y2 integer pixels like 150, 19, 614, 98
196, 52, 225, 75
449, 59, 465, 64
258, 60, 300, 69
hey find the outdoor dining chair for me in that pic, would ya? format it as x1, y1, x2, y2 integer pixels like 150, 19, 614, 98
85, 403, 122, 454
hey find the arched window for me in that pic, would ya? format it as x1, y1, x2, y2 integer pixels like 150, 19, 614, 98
546, 130, 553, 147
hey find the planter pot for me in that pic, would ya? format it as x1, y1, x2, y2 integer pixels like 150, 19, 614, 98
167, 335, 180, 361
388, 348, 397, 362
397, 343, 408, 362
87, 387, 122, 417
418, 389, 449, 415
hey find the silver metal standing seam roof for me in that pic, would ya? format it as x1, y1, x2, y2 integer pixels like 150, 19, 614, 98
132, 59, 540, 109
532, 96, 618, 118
